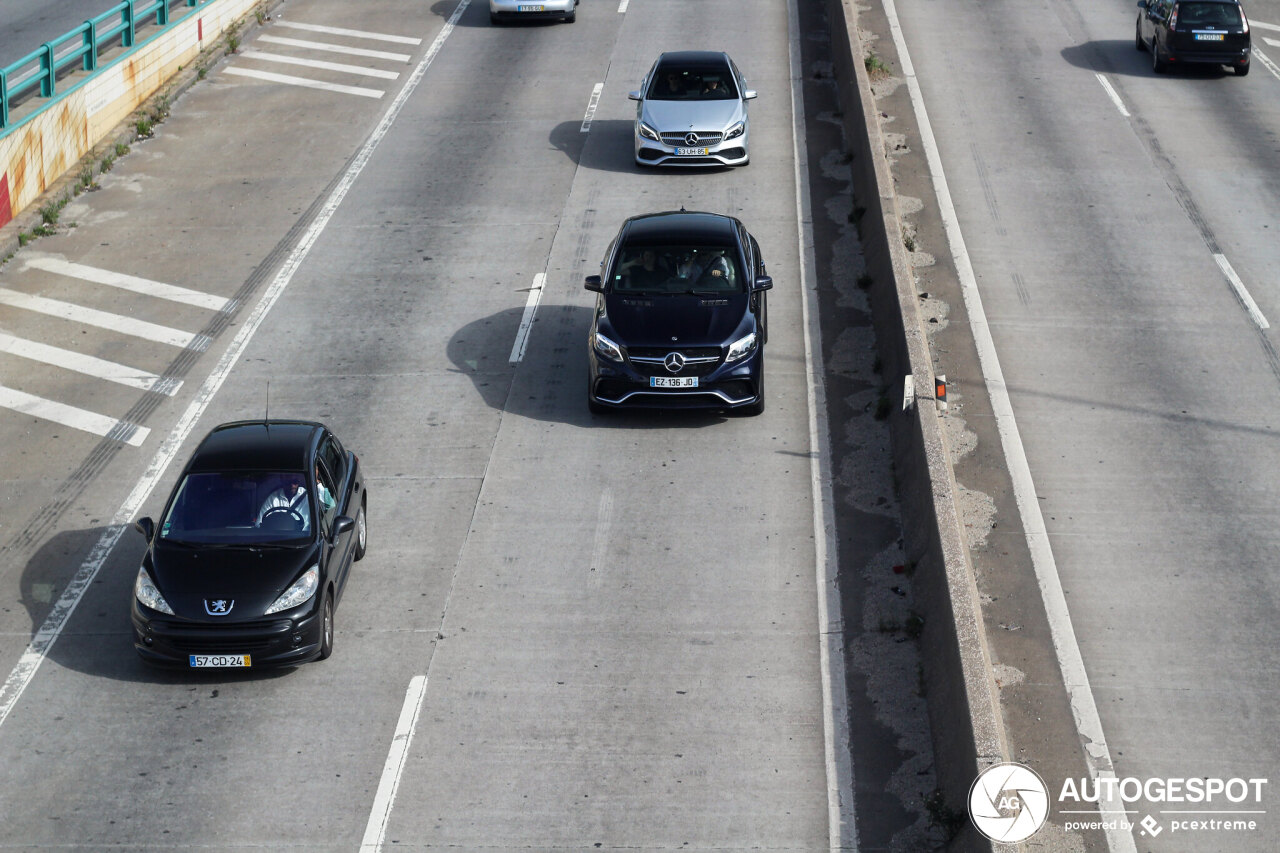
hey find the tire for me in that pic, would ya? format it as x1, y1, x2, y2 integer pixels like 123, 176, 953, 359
317, 594, 334, 660
353, 499, 367, 561
1236, 62, 1250, 76
490, 13, 501, 24
1135, 20, 1146, 51
564, 9, 575, 22
1152, 42, 1168, 73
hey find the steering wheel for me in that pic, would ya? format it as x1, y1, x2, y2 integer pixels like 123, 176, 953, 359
260, 506, 306, 529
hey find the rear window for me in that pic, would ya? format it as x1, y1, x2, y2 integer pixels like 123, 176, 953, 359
1178, 2, 1243, 27
647, 66, 739, 101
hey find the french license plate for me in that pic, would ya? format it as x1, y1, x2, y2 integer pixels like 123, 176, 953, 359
651, 376, 698, 388
517, 4, 545, 10
675, 147, 710, 156
1195, 32, 1225, 41
189, 654, 251, 668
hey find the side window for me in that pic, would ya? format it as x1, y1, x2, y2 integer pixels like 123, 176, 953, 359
750, 235, 766, 276
314, 461, 339, 533
320, 434, 346, 487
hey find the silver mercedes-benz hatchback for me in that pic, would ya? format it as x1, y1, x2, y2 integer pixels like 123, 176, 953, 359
629, 51, 756, 168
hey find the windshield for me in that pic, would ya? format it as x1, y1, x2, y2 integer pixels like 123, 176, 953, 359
646, 66, 739, 101
1178, 3, 1242, 27
610, 245, 741, 294
160, 471, 312, 544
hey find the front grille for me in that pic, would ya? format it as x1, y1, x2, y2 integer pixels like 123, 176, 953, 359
629, 347, 720, 359
628, 348, 722, 378
660, 131, 724, 145
152, 619, 292, 654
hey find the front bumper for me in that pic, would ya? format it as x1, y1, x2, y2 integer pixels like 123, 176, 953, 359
634, 131, 749, 167
132, 602, 323, 668
588, 349, 762, 410
490, 0, 575, 20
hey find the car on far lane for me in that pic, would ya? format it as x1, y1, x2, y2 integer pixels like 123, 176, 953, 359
1136, 0, 1251, 75
585, 210, 772, 415
490, 0, 578, 24
629, 51, 756, 167
131, 420, 367, 669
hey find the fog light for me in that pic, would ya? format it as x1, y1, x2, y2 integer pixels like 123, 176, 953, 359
292, 633, 303, 646
143, 636, 154, 646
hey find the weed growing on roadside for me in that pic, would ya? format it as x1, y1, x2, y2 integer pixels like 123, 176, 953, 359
864, 53, 891, 76
115, 142, 130, 157
198, 65, 208, 80
100, 153, 116, 173
18, 232, 31, 247
135, 118, 153, 138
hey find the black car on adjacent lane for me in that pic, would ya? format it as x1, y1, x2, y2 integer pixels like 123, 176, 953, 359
132, 420, 367, 668
1136, 0, 1251, 75
585, 210, 772, 415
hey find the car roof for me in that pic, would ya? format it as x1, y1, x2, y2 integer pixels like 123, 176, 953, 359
622, 210, 740, 247
187, 420, 321, 472
655, 51, 731, 69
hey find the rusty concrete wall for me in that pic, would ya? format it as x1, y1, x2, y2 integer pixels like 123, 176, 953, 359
0, 0, 263, 228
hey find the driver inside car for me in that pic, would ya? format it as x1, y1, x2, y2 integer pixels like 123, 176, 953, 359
258, 473, 309, 530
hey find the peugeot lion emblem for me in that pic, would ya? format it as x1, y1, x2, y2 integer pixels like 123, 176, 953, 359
684, 132, 701, 146
204, 599, 234, 616
664, 352, 686, 374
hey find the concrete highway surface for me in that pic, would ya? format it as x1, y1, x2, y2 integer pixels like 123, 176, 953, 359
0, 0, 941, 849
880, 0, 1280, 849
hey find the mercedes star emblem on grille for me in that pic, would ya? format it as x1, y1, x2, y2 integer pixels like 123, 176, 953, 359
664, 352, 686, 373
684, 132, 700, 146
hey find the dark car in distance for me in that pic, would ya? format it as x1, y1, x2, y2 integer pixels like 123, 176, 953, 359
585, 210, 772, 415
132, 420, 367, 668
1137, 0, 1251, 75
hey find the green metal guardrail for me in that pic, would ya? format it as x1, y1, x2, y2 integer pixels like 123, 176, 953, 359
0, 0, 207, 130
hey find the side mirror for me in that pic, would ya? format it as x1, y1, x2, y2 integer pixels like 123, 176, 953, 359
752, 275, 773, 292
743, 89, 758, 100
584, 275, 603, 292
627, 90, 641, 101
134, 517, 155, 542
332, 516, 354, 543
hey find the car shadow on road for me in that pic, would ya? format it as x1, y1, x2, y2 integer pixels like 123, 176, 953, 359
448, 304, 731, 429
549, 120, 737, 176
23, 528, 294, 684
1062, 39, 1238, 78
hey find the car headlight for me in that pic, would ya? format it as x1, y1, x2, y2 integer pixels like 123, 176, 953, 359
726, 331, 758, 363
592, 331, 624, 362
638, 121, 660, 142
265, 566, 319, 614
135, 567, 174, 615
724, 121, 745, 141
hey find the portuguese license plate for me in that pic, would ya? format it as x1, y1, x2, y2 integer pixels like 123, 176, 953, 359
651, 376, 698, 388
1195, 32, 1225, 41
189, 654, 251, 668
675, 147, 710, 156
517, 4, 545, 10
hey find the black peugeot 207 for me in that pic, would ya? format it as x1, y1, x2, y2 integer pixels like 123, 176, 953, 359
585, 210, 773, 415
132, 420, 367, 668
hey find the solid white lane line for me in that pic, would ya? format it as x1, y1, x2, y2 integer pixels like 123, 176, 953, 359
580, 82, 603, 133
0, 0, 472, 736
240, 49, 400, 80
257, 35, 411, 62
0, 385, 148, 446
225, 67, 385, 98
360, 675, 430, 853
0, 287, 196, 348
1213, 254, 1269, 329
786, 0, 857, 848
274, 20, 423, 44
1095, 73, 1130, 118
508, 273, 545, 364
1255, 45, 1280, 83
0, 331, 181, 395
882, 1, 1137, 850
617, 0, 630, 12
24, 256, 230, 311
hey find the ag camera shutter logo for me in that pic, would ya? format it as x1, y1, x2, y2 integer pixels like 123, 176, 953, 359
969, 762, 1051, 842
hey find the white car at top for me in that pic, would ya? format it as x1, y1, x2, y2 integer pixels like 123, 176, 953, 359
490, 0, 578, 24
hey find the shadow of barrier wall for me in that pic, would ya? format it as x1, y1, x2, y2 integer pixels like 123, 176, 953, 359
825, 0, 1006, 848
0, 0, 271, 235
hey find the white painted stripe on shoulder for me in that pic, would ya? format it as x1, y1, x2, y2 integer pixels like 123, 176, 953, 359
1214, 254, 1269, 329
1265, 36, 1280, 47
1095, 73, 1130, 118
257, 34, 411, 62
787, 0, 857, 848
0, 331, 181, 394
240, 49, 400, 80
24, 256, 229, 311
881, 0, 1138, 850
0, 0, 472, 740
274, 20, 423, 45
1252, 19, 1280, 33
0, 385, 149, 445
581, 82, 603, 132
225, 66, 385, 98
509, 273, 546, 363
1254, 46, 1280, 82
617, 0, 630, 12
360, 675, 430, 853
0, 287, 195, 348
